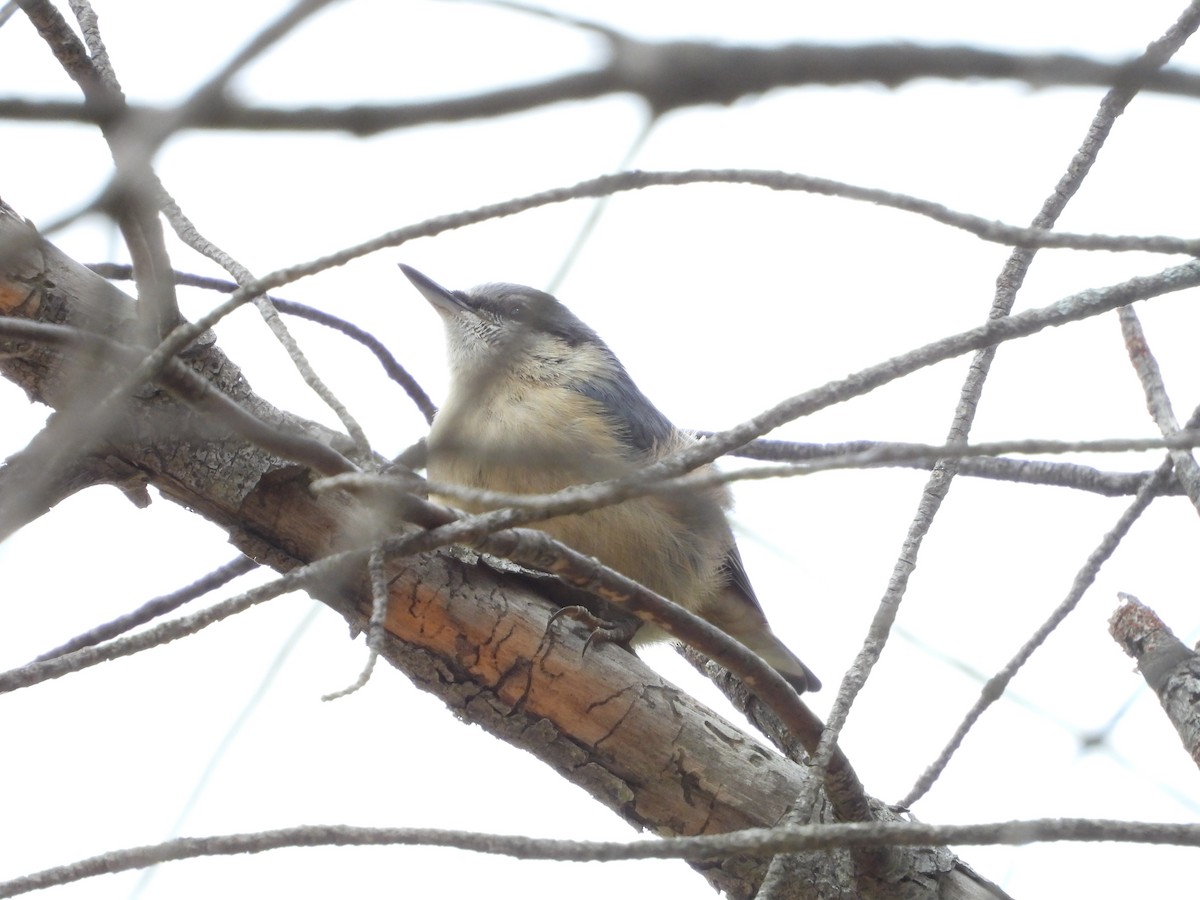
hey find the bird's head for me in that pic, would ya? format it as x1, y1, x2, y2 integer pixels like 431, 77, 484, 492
400, 264, 613, 388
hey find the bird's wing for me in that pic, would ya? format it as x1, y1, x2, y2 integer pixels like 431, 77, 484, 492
718, 539, 767, 615
571, 372, 676, 457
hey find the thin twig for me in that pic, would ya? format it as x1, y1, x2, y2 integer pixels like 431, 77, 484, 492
41, 165, 1200, 259
375, 433, 1200, 512
87, 262, 438, 424
0, 555, 349, 694
2, 818, 1199, 898
724, 438, 1179, 496
33, 556, 258, 661
321, 544, 387, 701
269, 299, 437, 425
1117, 305, 1200, 509
156, 190, 374, 462
65, 0, 116, 85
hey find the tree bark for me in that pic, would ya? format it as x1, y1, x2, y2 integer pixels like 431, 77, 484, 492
1111, 594, 1200, 769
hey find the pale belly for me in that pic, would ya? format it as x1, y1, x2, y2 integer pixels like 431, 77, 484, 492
427, 391, 728, 614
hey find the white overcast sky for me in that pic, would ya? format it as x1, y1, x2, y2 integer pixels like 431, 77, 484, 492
3, 2, 1200, 898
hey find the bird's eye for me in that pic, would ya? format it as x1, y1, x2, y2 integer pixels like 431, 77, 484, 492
509, 302, 529, 321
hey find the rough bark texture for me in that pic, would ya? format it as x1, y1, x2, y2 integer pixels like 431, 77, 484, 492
1110, 594, 1200, 769
0, 200, 1007, 899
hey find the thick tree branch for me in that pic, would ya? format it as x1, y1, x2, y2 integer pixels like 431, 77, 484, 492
1110, 593, 1200, 768
6, 40, 1200, 133
0, 318, 356, 473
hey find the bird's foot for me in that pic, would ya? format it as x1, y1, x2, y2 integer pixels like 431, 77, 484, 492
547, 605, 640, 656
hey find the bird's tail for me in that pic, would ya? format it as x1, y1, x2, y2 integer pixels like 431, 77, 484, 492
748, 636, 822, 694
706, 590, 821, 693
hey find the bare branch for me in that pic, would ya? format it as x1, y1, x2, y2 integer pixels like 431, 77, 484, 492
0, 318, 356, 480
1110, 593, 1200, 767
0, 556, 337, 694
404, 433, 1200, 514
0, 403, 142, 541
320, 543, 387, 701
2, 817, 1198, 898
88, 262, 438, 424
726, 438, 1181, 496
0, 440, 152, 532
10, 38, 1200, 133
17, 0, 182, 338
271, 167, 1200, 256
66, 1, 116, 86
1117, 305, 1200, 509
273, 300, 437, 424
156, 190, 374, 463
29, 165, 1200, 261
177, 0, 340, 124
32, 555, 258, 661
16, 0, 342, 345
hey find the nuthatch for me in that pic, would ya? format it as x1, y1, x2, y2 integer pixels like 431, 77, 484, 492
401, 264, 819, 693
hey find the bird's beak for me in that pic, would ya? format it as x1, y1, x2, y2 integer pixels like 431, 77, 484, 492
399, 264, 471, 317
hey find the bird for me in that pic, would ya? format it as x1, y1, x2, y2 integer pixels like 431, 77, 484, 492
400, 263, 820, 693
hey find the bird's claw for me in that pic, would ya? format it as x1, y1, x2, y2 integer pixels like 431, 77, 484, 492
547, 605, 639, 656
